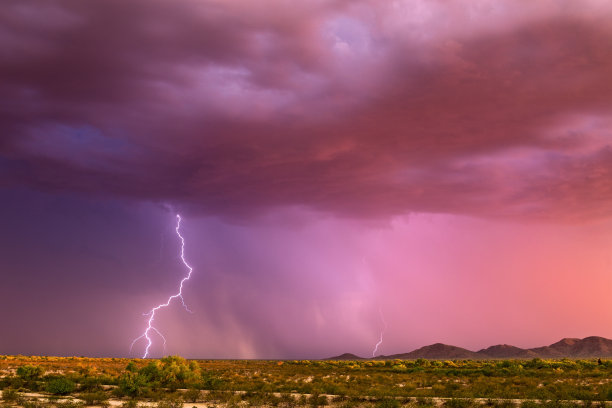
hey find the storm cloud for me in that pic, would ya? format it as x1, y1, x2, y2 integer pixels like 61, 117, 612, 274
2, 0, 612, 221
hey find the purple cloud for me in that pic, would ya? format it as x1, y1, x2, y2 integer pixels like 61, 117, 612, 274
2, 0, 612, 222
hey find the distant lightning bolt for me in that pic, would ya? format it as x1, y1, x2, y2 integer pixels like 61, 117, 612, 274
131, 214, 194, 358
372, 307, 387, 358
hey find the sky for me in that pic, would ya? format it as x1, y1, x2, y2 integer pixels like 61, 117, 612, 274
1, 0, 612, 359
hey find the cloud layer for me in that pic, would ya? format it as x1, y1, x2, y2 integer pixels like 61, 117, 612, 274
3, 1, 612, 359
2, 0, 612, 222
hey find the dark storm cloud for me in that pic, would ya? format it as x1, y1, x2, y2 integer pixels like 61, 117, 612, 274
2, 0, 612, 221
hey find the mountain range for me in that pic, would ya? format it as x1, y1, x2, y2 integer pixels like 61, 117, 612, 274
327, 336, 612, 360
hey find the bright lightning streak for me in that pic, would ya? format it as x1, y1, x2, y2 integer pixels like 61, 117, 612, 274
372, 307, 387, 358
131, 214, 194, 358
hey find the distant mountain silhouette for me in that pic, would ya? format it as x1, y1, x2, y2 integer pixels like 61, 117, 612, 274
326, 353, 366, 360
383, 343, 480, 360
530, 338, 582, 358
325, 336, 612, 360
551, 336, 612, 357
477, 344, 539, 359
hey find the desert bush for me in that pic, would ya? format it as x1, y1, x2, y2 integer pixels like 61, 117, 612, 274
241, 391, 279, 407
17, 365, 44, 381
225, 395, 242, 408
278, 393, 297, 408
1, 389, 19, 402
117, 371, 148, 397
605, 385, 612, 401
416, 359, 431, 368
307, 394, 327, 407
204, 391, 231, 403
337, 401, 359, 408
138, 356, 201, 391
444, 399, 475, 408
415, 397, 435, 407
200, 372, 222, 391
46, 377, 76, 395
540, 402, 583, 408
22, 400, 49, 408
183, 388, 201, 403
80, 390, 108, 406
156, 400, 183, 408
55, 401, 85, 408
374, 398, 401, 408
78, 377, 102, 392
125, 361, 138, 373
121, 400, 139, 408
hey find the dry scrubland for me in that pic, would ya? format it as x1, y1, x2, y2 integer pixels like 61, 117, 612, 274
1, 356, 611, 408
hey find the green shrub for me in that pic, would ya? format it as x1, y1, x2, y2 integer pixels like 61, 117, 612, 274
606, 385, 612, 401
118, 372, 148, 397
444, 399, 475, 408
277, 393, 297, 408
78, 377, 102, 392
375, 398, 401, 408
121, 400, 140, 408
139, 356, 201, 391
46, 377, 76, 395
307, 394, 327, 407
338, 401, 359, 408
183, 388, 201, 403
22, 400, 48, 408
201, 371, 222, 390
17, 366, 44, 381
80, 390, 108, 406
55, 401, 85, 408
2, 389, 20, 402
156, 399, 183, 408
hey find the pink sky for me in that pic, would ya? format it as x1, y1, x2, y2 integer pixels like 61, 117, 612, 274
0, 0, 611, 358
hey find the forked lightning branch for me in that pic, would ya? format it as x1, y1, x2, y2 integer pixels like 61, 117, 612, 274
131, 214, 194, 358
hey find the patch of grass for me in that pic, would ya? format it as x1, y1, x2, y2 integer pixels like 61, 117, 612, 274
183, 388, 201, 403
121, 400, 140, 408
156, 399, 183, 408
80, 390, 108, 406
55, 400, 85, 408
22, 400, 49, 408
307, 393, 328, 407
374, 398, 401, 408
444, 399, 476, 408
415, 397, 435, 407
1, 389, 19, 402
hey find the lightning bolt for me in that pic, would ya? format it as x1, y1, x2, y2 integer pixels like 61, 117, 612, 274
131, 214, 194, 358
372, 307, 387, 358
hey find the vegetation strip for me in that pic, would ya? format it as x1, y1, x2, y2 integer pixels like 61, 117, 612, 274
1, 356, 611, 407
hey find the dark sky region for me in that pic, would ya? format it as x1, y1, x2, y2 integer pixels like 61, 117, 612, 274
1, 0, 612, 359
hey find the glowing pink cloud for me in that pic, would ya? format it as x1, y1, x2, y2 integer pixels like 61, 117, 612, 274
1, 0, 612, 359
1, 0, 612, 222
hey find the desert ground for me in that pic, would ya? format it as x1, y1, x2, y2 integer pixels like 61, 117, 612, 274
1, 355, 611, 408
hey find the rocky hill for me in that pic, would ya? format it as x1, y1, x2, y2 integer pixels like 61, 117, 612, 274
382, 343, 480, 360
326, 336, 612, 360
